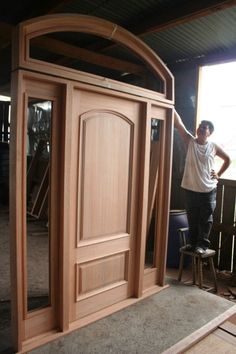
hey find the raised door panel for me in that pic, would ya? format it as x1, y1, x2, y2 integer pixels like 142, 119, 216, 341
79, 111, 131, 240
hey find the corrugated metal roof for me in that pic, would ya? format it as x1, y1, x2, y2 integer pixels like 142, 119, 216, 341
1, 0, 236, 89
49, 1, 236, 66
143, 6, 236, 64
54, 0, 175, 27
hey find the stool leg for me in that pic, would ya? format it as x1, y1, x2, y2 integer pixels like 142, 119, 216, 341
198, 257, 203, 289
178, 252, 184, 281
209, 257, 218, 292
192, 255, 196, 285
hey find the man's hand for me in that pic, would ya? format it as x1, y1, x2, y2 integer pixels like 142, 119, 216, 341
211, 169, 219, 180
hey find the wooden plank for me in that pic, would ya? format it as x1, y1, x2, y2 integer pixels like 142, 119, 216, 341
219, 320, 236, 336
155, 108, 173, 285
162, 306, 236, 354
214, 328, 236, 345
134, 103, 151, 297
184, 331, 236, 353
219, 185, 236, 270
210, 183, 223, 265
3, 101, 10, 141
228, 313, 236, 325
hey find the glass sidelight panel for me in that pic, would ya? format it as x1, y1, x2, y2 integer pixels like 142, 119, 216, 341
145, 118, 162, 268
26, 98, 52, 311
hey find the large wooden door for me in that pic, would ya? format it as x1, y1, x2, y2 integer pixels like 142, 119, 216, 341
69, 87, 142, 320
11, 14, 174, 352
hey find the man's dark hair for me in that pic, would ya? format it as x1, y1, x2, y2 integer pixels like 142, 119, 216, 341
200, 120, 214, 134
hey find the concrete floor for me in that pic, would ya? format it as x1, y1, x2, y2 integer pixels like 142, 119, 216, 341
27, 279, 234, 354
1, 204, 236, 354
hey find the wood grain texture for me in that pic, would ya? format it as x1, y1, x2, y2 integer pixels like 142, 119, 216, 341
11, 14, 174, 351
12, 14, 174, 102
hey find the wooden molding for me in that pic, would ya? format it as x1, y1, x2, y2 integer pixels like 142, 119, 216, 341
13, 14, 174, 100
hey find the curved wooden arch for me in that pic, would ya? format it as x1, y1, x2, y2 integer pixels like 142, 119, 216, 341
13, 14, 174, 101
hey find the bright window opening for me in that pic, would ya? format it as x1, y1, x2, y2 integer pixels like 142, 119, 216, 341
0, 95, 10, 101
197, 62, 236, 180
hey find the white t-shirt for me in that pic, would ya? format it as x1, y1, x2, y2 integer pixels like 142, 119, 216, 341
181, 138, 217, 192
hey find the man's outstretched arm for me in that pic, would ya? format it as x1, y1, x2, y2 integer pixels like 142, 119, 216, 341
174, 109, 193, 145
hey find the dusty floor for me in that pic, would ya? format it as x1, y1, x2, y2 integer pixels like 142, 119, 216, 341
1, 203, 236, 353
28, 280, 235, 354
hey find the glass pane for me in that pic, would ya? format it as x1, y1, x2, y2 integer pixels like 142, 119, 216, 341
26, 98, 51, 311
145, 118, 161, 268
29, 32, 165, 94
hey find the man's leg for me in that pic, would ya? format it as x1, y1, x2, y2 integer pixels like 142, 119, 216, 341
185, 190, 200, 248
197, 189, 217, 249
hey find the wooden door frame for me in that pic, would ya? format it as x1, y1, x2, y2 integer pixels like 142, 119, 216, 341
12, 14, 174, 103
10, 70, 68, 349
10, 14, 174, 352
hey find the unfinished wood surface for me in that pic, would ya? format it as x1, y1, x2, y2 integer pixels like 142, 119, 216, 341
12, 14, 174, 102
11, 69, 174, 353
219, 182, 236, 270
163, 306, 236, 354
78, 110, 132, 241
219, 320, 236, 335
228, 313, 236, 325
11, 14, 174, 353
210, 178, 236, 271
69, 89, 141, 320
153, 107, 172, 285
184, 330, 236, 353
10, 73, 64, 348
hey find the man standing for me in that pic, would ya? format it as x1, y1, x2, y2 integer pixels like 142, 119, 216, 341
174, 110, 231, 254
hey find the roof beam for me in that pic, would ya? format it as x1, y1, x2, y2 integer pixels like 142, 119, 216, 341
0, 21, 145, 76
5, 0, 72, 24
87, 0, 236, 52
25, 0, 72, 18
0, 22, 13, 49
130, 0, 236, 36
31, 36, 146, 75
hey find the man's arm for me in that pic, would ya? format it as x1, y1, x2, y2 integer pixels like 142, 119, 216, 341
174, 109, 193, 145
211, 145, 231, 179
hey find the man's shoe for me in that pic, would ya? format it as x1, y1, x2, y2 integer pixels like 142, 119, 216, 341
195, 247, 205, 255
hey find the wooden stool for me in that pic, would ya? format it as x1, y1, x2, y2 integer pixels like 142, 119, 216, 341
177, 227, 218, 292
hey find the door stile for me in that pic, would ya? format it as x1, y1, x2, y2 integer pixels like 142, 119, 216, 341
142, 104, 172, 291
134, 102, 151, 297
155, 108, 174, 285
10, 70, 26, 351
59, 81, 73, 331
152, 112, 166, 279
